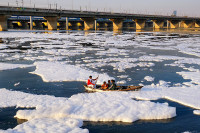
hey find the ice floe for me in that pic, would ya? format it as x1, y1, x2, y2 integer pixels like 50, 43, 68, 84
193, 110, 200, 115
0, 88, 176, 132
130, 85, 200, 110
0, 88, 176, 122
144, 76, 155, 82
0, 63, 33, 71
30, 61, 113, 84
177, 72, 200, 85
2, 118, 88, 133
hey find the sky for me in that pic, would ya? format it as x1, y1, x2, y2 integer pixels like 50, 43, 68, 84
1, 0, 200, 17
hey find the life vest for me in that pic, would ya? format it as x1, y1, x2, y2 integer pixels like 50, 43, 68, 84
101, 84, 107, 89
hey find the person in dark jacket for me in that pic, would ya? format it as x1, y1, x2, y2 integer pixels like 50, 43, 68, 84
107, 80, 111, 88
108, 80, 117, 90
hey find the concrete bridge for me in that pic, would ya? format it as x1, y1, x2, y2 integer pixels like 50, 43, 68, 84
1, 6, 200, 31
7, 16, 141, 30
7, 16, 86, 30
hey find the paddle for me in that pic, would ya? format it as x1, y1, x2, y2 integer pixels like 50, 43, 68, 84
94, 75, 99, 89
95, 75, 99, 84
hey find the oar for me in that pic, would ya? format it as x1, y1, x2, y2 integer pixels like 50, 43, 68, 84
95, 75, 99, 88
95, 75, 99, 84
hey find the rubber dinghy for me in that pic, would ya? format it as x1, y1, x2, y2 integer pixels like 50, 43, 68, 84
84, 85, 143, 92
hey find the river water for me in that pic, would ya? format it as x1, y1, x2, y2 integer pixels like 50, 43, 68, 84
0, 29, 200, 133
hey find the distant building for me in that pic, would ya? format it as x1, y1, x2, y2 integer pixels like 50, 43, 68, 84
172, 10, 177, 16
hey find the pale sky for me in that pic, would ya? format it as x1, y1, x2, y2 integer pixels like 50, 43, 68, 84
1, 0, 200, 17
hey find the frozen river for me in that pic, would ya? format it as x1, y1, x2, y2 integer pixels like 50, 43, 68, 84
0, 30, 200, 133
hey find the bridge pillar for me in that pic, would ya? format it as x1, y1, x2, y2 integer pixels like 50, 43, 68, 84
8, 21, 13, 29
168, 20, 180, 29
195, 21, 200, 28
152, 20, 165, 29
134, 19, 146, 29
110, 19, 123, 30
81, 18, 95, 30
180, 20, 195, 28
167, 20, 170, 29
95, 20, 97, 31
30, 16, 33, 30
66, 17, 69, 30
44, 16, 59, 30
0, 15, 9, 31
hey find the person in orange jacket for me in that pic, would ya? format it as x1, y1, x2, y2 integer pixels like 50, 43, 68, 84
101, 81, 108, 90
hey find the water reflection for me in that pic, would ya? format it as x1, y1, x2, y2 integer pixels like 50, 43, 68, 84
84, 121, 133, 126
8, 27, 200, 36
0, 38, 4, 43
0, 107, 34, 130
16, 118, 28, 125
113, 29, 122, 35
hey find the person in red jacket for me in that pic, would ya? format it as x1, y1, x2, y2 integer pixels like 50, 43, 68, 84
87, 76, 98, 88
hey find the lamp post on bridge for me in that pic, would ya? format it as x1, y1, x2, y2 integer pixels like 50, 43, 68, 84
30, 0, 31, 7
88, 0, 91, 11
16, 0, 18, 7
21, 0, 24, 8
71, 0, 73, 10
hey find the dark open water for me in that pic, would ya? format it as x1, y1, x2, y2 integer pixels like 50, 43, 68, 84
0, 67, 199, 133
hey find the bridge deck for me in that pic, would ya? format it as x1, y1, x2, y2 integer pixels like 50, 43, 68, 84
1, 6, 200, 21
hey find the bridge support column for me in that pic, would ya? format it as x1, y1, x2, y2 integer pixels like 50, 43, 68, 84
44, 16, 59, 30
30, 16, 33, 30
8, 21, 13, 29
168, 20, 180, 29
0, 15, 9, 31
180, 20, 195, 28
110, 19, 123, 30
95, 20, 97, 31
152, 20, 164, 29
66, 17, 69, 30
81, 18, 95, 30
134, 19, 146, 29
195, 21, 200, 28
